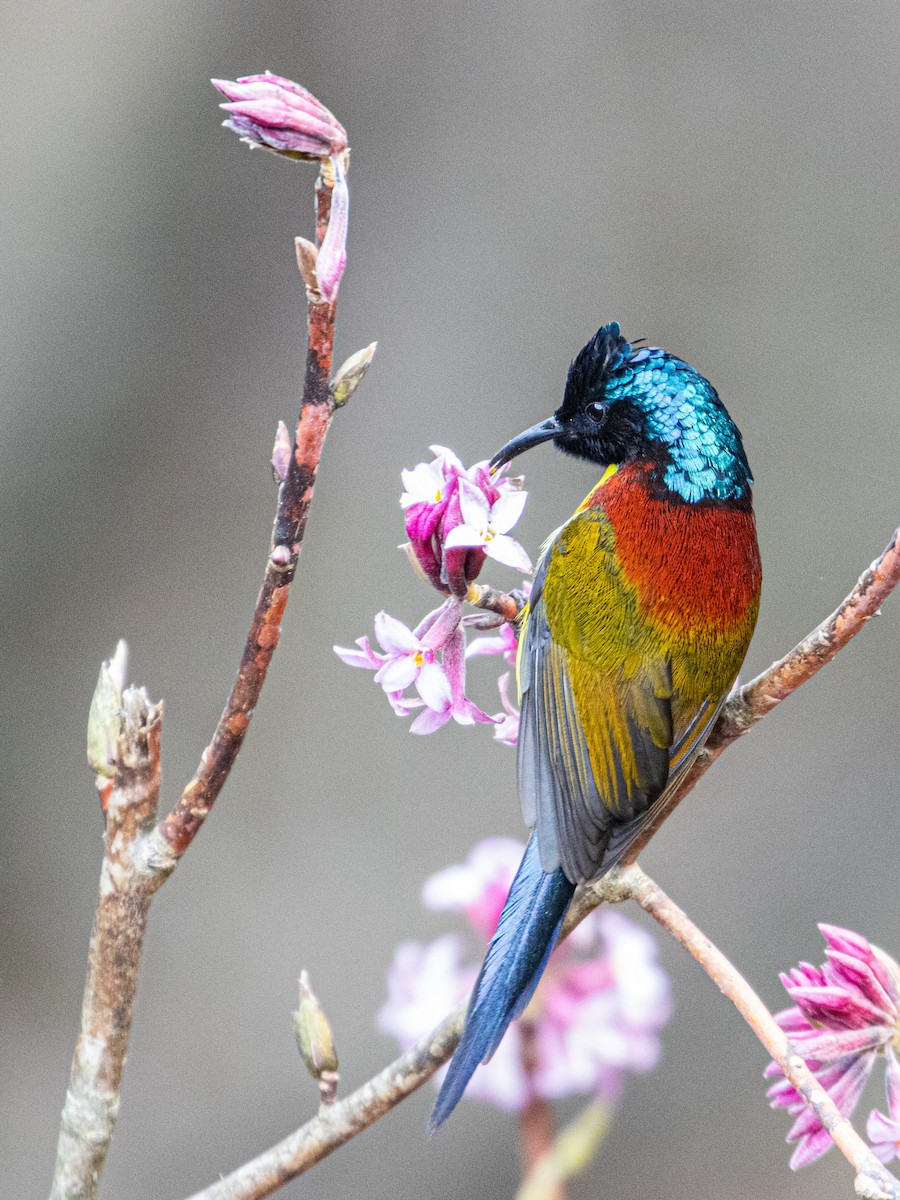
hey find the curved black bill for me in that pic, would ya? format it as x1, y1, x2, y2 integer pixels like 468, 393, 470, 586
488, 416, 563, 473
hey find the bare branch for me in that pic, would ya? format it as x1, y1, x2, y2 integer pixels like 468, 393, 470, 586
50, 689, 163, 1200
514, 1102, 612, 1200
51, 156, 358, 1200
517, 1021, 563, 1200
183, 1007, 465, 1200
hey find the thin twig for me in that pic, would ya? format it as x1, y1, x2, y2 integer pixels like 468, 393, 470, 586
468, 582, 526, 623
181, 527, 900, 1200
148, 174, 339, 867
514, 1102, 612, 1200
617, 863, 900, 1200
184, 1007, 466, 1200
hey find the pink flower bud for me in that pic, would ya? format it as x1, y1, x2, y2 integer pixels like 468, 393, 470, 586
211, 72, 347, 160
316, 155, 348, 302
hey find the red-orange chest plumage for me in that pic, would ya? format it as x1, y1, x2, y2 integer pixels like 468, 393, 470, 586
595, 462, 761, 636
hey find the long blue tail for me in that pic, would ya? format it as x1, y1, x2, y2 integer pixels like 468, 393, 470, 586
429, 833, 575, 1131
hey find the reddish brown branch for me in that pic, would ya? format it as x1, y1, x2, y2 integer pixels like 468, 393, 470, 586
152, 175, 338, 863
52, 162, 354, 1200
469, 583, 525, 624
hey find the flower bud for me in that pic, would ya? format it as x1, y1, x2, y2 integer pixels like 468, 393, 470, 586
271, 420, 292, 483
211, 73, 347, 160
87, 640, 127, 778
292, 971, 339, 1105
330, 342, 377, 408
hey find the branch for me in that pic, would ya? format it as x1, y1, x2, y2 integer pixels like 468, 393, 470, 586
147, 174, 339, 868
616, 863, 900, 1200
517, 1021, 563, 1200
50, 163, 353, 1200
184, 1007, 466, 1200
183, 526, 900, 1200
50, 689, 163, 1200
514, 1102, 612, 1200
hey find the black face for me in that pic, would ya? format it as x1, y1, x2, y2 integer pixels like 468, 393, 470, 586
489, 323, 648, 472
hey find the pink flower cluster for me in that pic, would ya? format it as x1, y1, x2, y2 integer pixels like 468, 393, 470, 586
379, 839, 672, 1112
334, 601, 494, 734
336, 448, 530, 739
766, 924, 900, 1169
401, 446, 531, 599
211, 72, 348, 302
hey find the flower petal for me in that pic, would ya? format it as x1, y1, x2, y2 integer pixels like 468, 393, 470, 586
374, 611, 421, 654
410, 705, 452, 735
443, 523, 485, 551
334, 638, 381, 669
415, 661, 452, 711
867, 1108, 900, 1163
317, 155, 348, 302
375, 655, 419, 692
456, 477, 491, 531
484, 533, 533, 572
429, 444, 465, 473
488, 489, 528, 534
886, 1046, 900, 1121
401, 461, 444, 507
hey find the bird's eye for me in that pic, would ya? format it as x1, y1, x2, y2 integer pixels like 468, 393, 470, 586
587, 401, 606, 422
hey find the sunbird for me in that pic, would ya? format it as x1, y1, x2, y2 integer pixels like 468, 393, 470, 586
431, 322, 761, 1128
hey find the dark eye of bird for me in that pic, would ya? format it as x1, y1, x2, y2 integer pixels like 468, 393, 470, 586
588, 401, 606, 422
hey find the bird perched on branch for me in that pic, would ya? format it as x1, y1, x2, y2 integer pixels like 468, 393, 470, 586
431, 322, 761, 1129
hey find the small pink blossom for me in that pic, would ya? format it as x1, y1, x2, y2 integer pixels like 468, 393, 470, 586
334, 602, 462, 715
407, 625, 495, 735
766, 925, 900, 1169
335, 600, 493, 732
401, 447, 529, 598
443, 478, 532, 573
379, 838, 672, 1112
212, 72, 347, 159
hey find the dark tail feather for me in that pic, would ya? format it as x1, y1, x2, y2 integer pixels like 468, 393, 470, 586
429, 833, 575, 1131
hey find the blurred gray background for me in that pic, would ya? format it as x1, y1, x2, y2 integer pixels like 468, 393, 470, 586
3, 1, 899, 1197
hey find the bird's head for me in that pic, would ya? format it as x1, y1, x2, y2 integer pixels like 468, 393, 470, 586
490, 322, 752, 503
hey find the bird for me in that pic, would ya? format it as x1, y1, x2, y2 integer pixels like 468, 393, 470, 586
430, 322, 761, 1129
